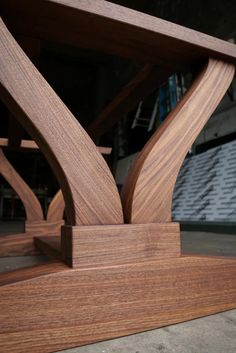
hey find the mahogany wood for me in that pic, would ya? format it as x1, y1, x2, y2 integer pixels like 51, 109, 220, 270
1, 1, 236, 69
34, 223, 180, 266
0, 2, 236, 352
61, 223, 180, 268
46, 190, 65, 222
0, 138, 112, 154
121, 59, 235, 223
0, 18, 123, 226
0, 256, 235, 353
34, 236, 61, 260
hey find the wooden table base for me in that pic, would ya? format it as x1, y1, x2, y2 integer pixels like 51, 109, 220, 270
0, 255, 235, 353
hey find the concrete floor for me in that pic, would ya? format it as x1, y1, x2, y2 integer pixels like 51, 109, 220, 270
0, 222, 236, 352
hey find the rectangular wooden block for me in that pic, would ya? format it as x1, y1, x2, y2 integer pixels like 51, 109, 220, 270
61, 223, 180, 268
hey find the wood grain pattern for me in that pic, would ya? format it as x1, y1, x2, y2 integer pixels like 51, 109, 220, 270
0, 18, 123, 226
0, 261, 67, 286
47, 190, 65, 222
0, 148, 43, 221
0, 138, 112, 154
0, 220, 64, 257
0, 148, 64, 256
0, 233, 40, 256
0, 256, 235, 353
61, 223, 180, 267
121, 59, 235, 223
88, 65, 172, 139
1, 1, 236, 69
34, 236, 61, 260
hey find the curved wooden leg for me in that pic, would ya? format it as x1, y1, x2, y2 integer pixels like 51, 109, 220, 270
121, 59, 235, 223
0, 18, 123, 226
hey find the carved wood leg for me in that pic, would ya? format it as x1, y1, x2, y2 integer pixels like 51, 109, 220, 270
121, 58, 235, 223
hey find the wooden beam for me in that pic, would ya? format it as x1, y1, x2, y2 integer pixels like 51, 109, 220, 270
88, 64, 172, 139
0, 138, 112, 154
1, 0, 236, 69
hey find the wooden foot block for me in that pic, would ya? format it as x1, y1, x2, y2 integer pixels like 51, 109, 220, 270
61, 223, 180, 267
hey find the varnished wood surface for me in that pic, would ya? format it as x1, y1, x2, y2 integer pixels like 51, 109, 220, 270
1, 1, 236, 69
0, 256, 235, 352
88, 65, 172, 139
0, 233, 39, 257
0, 261, 67, 286
0, 18, 123, 226
0, 148, 43, 221
0, 221, 64, 257
0, 138, 112, 154
47, 190, 65, 222
121, 59, 235, 223
61, 223, 180, 268
34, 236, 61, 261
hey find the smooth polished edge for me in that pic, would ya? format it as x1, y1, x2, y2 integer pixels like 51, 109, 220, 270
0, 18, 123, 226
1, 0, 236, 68
0, 256, 235, 352
0, 147, 44, 221
121, 59, 235, 223
0, 261, 68, 286
61, 223, 180, 268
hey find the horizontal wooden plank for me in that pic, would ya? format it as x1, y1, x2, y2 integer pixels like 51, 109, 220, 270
0, 220, 64, 257
61, 223, 180, 267
1, 0, 236, 69
0, 138, 112, 154
0, 256, 235, 352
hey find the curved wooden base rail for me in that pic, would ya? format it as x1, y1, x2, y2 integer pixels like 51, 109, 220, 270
121, 59, 235, 223
0, 17, 123, 226
0, 1, 236, 352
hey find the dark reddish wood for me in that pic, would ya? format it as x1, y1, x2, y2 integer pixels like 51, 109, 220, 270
0, 261, 67, 286
46, 190, 65, 222
0, 2, 235, 352
61, 223, 180, 268
0, 256, 235, 353
1, 0, 236, 69
0, 18, 123, 226
34, 236, 61, 260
